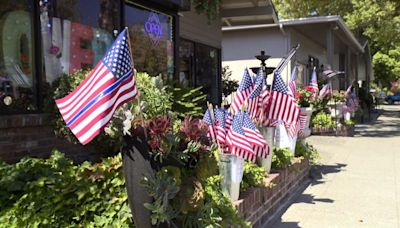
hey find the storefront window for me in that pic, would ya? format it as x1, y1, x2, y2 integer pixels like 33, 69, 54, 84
125, 3, 174, 80
0, 1, 35, 113
39, 0, 120, 84
195, 43, 220, 103
179, 39, 194, 86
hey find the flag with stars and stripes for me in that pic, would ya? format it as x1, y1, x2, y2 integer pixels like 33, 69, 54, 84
345, 85, 358, 113
248, 69, 265, 119
310, 68, 319, 98
286, 66, 301, 138
203, 109, 216, 141
56, 28, 137, 145
288, 66, 297, 97
214, 108, 227, 146
319, 82, 332, 99
230, 68, 254, 114
242, 111, 270, 159
226, 111, 255, 162
297, 115, 309, 138
267, 72, 300, 125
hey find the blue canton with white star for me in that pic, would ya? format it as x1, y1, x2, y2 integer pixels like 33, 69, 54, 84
249, 71, 264, 99
242, 111, 257, 130
203, 109, 213, 125
214, 108, 226, 128
238, 69, 253, 92
102, 29, 133, 79
232, 112, 246, 135
272, 72, 288, 94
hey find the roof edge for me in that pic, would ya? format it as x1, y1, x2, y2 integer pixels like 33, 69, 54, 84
222, 16, 365, 53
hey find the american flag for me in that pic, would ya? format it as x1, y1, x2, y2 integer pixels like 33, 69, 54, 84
230, 68, 254, 114
287, 67, 300, 138
242, 112, 269, 159
248, 69, 264, 119
267, 72, 300, 125
288, 66, 297, 97
297, 115, 309, 137
214, 108, 227, 146
319, 82, 332, 99
203, 109, 216, 141
345, 85, 358, 112
310, 68, 319, 98
225, 110, 233, 130
345, 84, 353, 95
226, 111, 255, 162
56, 29, 137, 145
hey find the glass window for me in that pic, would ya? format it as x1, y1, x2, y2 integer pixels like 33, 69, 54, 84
195, 43, 220, 104
0, 1, 35, 113
39, 0, 120, 84
179, 39, 194, 86
295, 63, 306, 86
125, 3, 174, 80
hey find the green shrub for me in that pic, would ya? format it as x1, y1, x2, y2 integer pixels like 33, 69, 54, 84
0, 151, 133, 227
167, 81, 207, 118
344, 119, 356, 126
141, 150, 250, 228
272, 148, 293, 169
241, 161, 268, 192
295, 141, 320, 165
312, 112, 335, 128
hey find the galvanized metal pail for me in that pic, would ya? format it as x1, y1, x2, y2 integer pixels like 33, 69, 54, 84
219, 153, 244, 201
257, 127, 275, 173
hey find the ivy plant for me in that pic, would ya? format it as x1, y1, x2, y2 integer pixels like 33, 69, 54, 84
0, 151, 133, 227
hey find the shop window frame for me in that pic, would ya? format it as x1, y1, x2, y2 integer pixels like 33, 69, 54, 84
123, 0, 179, 81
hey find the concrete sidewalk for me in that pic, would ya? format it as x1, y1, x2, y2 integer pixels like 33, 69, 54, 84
270, 105, 400, 228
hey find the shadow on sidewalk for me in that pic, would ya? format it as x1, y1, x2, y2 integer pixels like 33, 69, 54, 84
355, 108, 400, 138
270, 163, 345, 227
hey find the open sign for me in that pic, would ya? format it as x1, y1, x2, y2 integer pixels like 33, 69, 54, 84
145, 21, 162, 37
145, 13, 163, 45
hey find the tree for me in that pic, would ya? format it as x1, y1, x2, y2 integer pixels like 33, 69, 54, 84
273, 0, 400, 86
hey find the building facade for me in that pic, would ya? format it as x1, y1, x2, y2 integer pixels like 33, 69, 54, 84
221, 0, 372, 91
0, 0, 222, 162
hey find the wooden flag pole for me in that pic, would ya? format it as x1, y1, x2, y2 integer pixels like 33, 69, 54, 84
125, 27, 147, 139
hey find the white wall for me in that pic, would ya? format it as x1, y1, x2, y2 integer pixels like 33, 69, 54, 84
179, 10, 221, 48
290, 30, 327, 67
222, 28, 290, 83
358, 55, 366, 82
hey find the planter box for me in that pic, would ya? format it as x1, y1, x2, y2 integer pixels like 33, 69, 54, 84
233, 158, 311, 227
311, 125, 354, 137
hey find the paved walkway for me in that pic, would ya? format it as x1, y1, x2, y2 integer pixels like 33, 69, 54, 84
271, 105, 400, 228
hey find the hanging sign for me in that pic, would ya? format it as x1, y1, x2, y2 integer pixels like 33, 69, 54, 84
144, 13, 163, 46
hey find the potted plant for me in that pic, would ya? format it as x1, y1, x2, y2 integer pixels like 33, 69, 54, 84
295, 86, 316, 138
329, 90, 347, 121
256, 126, 275, 173
311, 112, 336, 135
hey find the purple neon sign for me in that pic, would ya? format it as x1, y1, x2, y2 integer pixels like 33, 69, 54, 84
145, 13, 163, 45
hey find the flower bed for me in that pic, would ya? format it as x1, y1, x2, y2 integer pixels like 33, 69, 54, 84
311, 125, 355, 137
234, 158, 310, 227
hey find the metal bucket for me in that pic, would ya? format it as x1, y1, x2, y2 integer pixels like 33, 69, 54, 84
257, 127, 275, 173
219, 153, 244, 201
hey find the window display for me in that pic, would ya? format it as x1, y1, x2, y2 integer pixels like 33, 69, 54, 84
0, 0, 35, 113
195, 43, 220, 103
125, 3, 174, 80
39, 0, 120, 84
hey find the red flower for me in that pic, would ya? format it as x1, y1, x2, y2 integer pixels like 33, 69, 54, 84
295, 93, 303, 98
